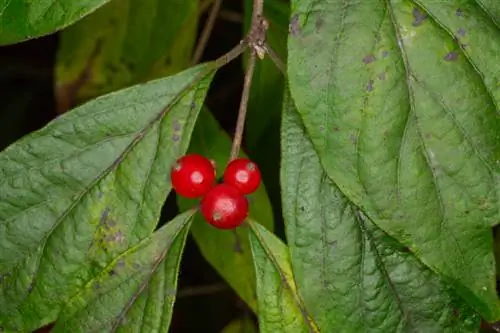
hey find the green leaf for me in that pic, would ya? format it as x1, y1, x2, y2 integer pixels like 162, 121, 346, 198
0, 0, 111, 46
51, 209, 194, 332
243, 0, 288, 149
287, 0, 500, 319
248, 220, 319, 333
220, 317, 258, 333
177, 108, 274, 311
281, 89, 480, 332
0, 64, 215, 331
55, 0, 198, 111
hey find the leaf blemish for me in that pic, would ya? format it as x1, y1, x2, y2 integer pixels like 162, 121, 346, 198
173, 119, 181, 131
457, 28, 466, 37
366, 80, 374, 92
289, 14, 301, 36
315, 17, 324, 32
190, 102, 197, 109
412, 7, 427, 26
363, 54, 376, 64
382, 50, 389, 58
456, 8, 463, 17
100, 208, 110, 224
378, 72, 386, 81
172, 134, 180, 142
444, 51, 459, 61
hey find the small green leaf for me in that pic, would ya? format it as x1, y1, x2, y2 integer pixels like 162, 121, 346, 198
0, 0, 112, 45
177, 108, 274, 311
248, 220, 319, 333
51, 209, 194, 332
220, 317, 257, 333
281, 89, 480, 332
288, 0, 500, 319
0, 64, 215, 331
243, 0, 288, 149
55, 0, 198, 111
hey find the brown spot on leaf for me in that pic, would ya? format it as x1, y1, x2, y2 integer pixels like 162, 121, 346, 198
378, 72, 386, 81
457, 28, 466, 37
456, 8, 463, 17
289, 14, 301, 36
382, 50, 389, 58
315, 17, 324, 32
412, 7, 427, 26
363, 54, 376, 64
332, 127, 339, 132
172, 134, 180, 142
444, 51, 459, 61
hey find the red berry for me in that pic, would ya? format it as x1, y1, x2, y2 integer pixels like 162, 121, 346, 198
223, 158, 261, 195
200, 184, 249, 229
170, 154, 216, 198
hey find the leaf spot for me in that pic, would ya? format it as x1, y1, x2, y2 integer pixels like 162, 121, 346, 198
190, 102, 197, 109
381, 50, 389, 58
456, 8, 463, 17
363, 54, 376, 64
172, 134, 180, 142
105, 230, 125, 243
412, 7, 427, 26
100, 208, 110, 224
173, 119, 181, 131
289, 14, 301, 36
457, 28, 466, 37
366, 80, 374, 92
315, 17, 324, 32
443, 51, 459, 61
378, 72, 386, 81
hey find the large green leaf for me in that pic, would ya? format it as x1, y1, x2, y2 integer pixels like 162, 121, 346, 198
51, 209, 194, 332
0, 64, 215, 331
55, 0, 198, 111
287, 0, 500, 319
281, 89, 480, 332
0, 0, 111, 45
243, 0, 288, 149
248, 221, 319, 333
177, 108, 274, 311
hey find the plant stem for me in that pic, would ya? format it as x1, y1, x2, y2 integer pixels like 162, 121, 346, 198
228, 0, 266, 162
192, 0, 223, 65
213, 41, 247, 68
265, 43, 286, 75
229, 51, 256, 161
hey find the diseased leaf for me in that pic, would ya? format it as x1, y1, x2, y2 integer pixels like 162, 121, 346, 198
281, 89, 480, 333
0, 0, 111, 45
220, 317, 257, 333
55, 0, 198, 112
51, 209, 194, 332
248, 220, 319, 333
177, 108, 274, 311
287, 0, 500, 319
0, 64, 216, 331
243, 0, 288, 149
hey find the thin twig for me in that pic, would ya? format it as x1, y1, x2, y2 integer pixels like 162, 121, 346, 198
229, 50, 257, 161
192, 0, 223, 65
214, 41, 248, 68
265, 43, 286, 75
228, 0, 266, 161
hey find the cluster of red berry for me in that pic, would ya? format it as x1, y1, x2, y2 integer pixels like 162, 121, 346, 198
170, 154, 261, 229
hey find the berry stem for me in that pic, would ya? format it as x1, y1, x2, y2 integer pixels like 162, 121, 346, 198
229, 51, 256, 161
191, 0, 223, 65
228, 0, 267, 162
